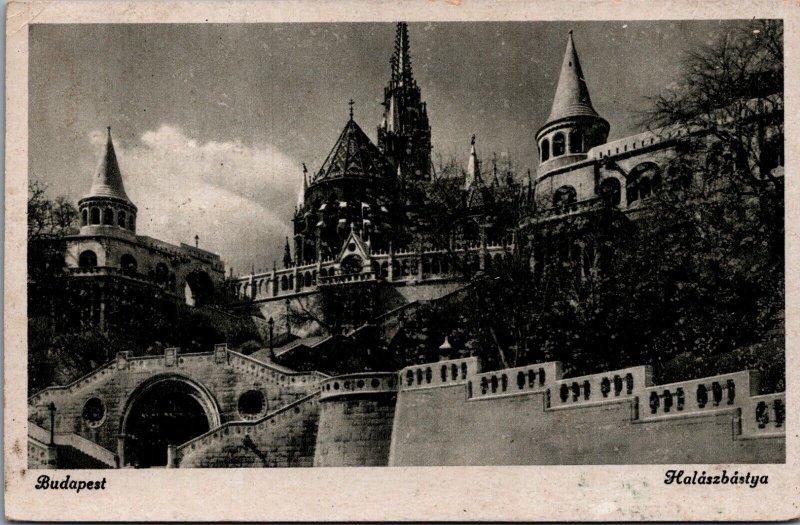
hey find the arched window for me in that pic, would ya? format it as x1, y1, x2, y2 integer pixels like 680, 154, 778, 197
79, 250, 97, 268
639, 177, 652, 199
540, 138, 550, 162
90, 207, 101, 225
120, 254, 137, 275
627, 174, 639, 204
304, 272, 312, 287
118, 211, 127, 228
599, 177, 622, 206
155, 262, 169, 282
81, 209, 88, 226
103, 207, 114, 225
569, 129, 583, 153
552, 133, 566, 157
553, 185, 577, 207
281, 275, 288, 291
128, 214, 135, 231
628, 163, 661, 203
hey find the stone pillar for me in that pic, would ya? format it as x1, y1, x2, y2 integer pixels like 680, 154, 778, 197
479, 223, 488, 271
416, 245, 424, 280
98, 285, 106, 333
293, 265, 300, 293
387, 242, 395, 281
166, 445, 178, 468
116, 435, 126, 468
46, 444, 57, 468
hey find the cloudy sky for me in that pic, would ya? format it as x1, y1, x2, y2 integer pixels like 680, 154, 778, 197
29, 21, 752, 273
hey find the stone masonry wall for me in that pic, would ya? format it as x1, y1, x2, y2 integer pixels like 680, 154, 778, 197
176, 394, 320, 468
28, 346, 322, 456
314, 394, 396, 466
388, 363, 784, 465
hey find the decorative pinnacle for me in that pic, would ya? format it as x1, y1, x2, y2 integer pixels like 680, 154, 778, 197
471, 134, 476, 146
348, 99, 355, 120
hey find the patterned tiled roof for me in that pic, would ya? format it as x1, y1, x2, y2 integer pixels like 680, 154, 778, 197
546, 31, 600, 123
84, 127, 133, 203
314, 118, 393, 183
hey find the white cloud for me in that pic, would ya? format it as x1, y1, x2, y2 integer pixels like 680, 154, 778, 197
90, 125, 302, 275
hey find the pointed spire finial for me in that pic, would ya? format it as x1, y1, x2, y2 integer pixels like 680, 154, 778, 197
348, 99, 355, 120
392, 22, 413, 86
471, 134, 476, 146
84, 125, 133, 203
545, 30, 600, 123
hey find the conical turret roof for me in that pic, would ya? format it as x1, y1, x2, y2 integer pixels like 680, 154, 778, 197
546, 31, 599, 123
85, 127, 132, 203
315, 116, 393, 183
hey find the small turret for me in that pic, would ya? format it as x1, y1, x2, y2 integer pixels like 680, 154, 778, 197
465, 135, 481, 190
283, 237, 293, 268
535, 31, 609, 178
78, 127, 138, 236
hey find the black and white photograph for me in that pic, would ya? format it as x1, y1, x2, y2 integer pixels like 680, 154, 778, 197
6, 1, 798, 521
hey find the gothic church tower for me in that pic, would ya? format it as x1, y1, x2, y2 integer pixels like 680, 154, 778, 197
377, 23, 432, 182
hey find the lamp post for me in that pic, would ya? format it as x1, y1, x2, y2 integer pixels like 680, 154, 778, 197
47, 402, 56, 445
267, 317, 275, 360
47, 402, 57, 468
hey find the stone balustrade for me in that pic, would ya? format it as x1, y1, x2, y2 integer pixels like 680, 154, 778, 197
399, 357, 480, 391
318, 271, 377, 286
743, 393, 786, 438
28, 344, 325, 409
174, 392, 320, 467
639, 370, 759, 419
226, 347, 327, 389
550, 366, 653, 408
230, 243, 517, 302
468, 361, 562, 400
319, 372, 397, 400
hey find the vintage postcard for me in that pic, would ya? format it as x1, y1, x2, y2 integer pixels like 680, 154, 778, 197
5, 0, 799, 521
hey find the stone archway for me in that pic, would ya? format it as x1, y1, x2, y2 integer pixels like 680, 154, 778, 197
119, 375, 221, 468
184, 270, 214, 307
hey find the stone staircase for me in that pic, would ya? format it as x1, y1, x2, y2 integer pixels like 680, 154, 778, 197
28, 422, 117, 469
174, 392, 321, 468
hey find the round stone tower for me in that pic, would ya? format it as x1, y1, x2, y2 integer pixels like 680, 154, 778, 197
78, 127, 137, 238
535, 31, 609, 178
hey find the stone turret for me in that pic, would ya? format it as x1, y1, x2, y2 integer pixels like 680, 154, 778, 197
535, 31, 609, 178
78, 127, 138, 236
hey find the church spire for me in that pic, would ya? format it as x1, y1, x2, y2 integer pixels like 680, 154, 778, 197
392, 22, 413, 87
283, 237, 293, 268
546, 30, 599, 124
86, 127, 133, 203
378, 22, 432, 182
298, 163, 308, 206
465, 135, 482, 190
